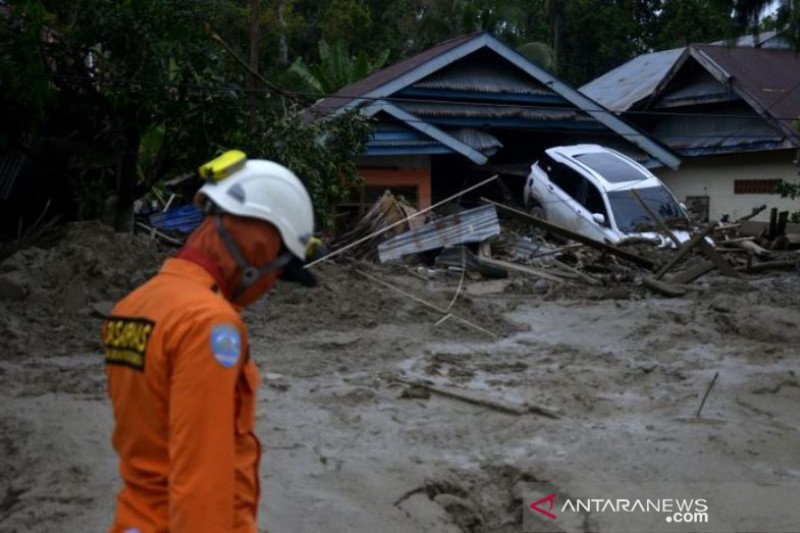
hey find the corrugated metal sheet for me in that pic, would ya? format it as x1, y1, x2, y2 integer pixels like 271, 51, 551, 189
656, 69, 736, 105
692, 45, 800, 143
412, 55, 553, 95
445, 128, 503, 154
580, 48, 683, 112
378, 205, 500, 263
0, 155, 24, 201
398, 102, 594, 122
652, 105, 786, 153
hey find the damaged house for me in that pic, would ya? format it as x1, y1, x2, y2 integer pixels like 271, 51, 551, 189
582, 36, 800, 222
305, 32, 679, 229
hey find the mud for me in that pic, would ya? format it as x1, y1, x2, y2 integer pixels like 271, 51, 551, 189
0, 222, 798, 532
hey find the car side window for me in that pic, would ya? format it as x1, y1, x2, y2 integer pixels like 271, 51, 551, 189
578, 179, 608, 220
549, 163, 582, 199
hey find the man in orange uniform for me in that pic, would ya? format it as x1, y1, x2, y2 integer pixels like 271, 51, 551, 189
103, 152, 317, 532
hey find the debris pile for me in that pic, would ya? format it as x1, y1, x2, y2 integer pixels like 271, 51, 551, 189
325, 193, 800, 299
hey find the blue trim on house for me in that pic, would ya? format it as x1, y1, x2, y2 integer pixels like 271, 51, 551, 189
394, 87, 570, 105
362, 100, 488, 164
420, 117, 607, 130
335, 33, 679, 169
365, 145, 455, 156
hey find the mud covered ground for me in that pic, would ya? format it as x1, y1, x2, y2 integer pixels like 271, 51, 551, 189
1, 222, 799, 532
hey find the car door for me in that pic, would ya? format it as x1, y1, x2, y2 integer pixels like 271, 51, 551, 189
573, 176, 616, 242
542, 161, 583, 231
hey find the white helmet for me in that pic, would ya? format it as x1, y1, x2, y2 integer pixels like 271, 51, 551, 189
195, 156, 314, 259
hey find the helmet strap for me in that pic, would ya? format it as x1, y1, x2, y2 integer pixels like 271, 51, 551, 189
213, 214, 292, 301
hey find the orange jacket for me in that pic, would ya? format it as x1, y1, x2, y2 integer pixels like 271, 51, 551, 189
104, 257, 261, 533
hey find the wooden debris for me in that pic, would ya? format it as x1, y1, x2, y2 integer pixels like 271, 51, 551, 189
696, 239, 742, 278
312, 175, 499, 267
738, 259, 800, 273
696, 372, 719, 418
477, 256, 567, 283
355, 269, 498, 338
653, 222, 716, 280
643, 277, 690, 297
551, 258, 602, 286
481, 198, 656, 269
735, 205, 767, 223
668, 260, 716, 284
393, 376, 561, 419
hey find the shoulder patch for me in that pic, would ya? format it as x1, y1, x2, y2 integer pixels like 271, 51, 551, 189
104, 316, 155, 371
210, 324, 241, 368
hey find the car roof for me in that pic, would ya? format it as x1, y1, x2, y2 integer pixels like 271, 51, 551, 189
544, 144, 661, 191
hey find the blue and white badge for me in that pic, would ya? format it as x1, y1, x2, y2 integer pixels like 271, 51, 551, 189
210, 324, 241, 368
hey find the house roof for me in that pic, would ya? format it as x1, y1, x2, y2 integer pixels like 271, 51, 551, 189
580, 48, 683, 112
308, 32, 482, 117
683, 44, 800, 142
580, 32, 794, 113
308, 32, 680, 169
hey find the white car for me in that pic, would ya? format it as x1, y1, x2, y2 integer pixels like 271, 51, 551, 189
524, 144, 692, 246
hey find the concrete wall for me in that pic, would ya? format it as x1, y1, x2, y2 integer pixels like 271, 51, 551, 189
656, 150, 799, 222
359, 168, 432, 209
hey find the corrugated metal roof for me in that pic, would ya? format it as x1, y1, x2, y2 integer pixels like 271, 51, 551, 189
378, 204, 500, 263
691, 45, 800, 143
579, 48, 683, 112
0, 155, 25, 201
305, 32, 681, 169
398, 102, 594, 122
306, 32, 482, 117
412, 54, 552, 95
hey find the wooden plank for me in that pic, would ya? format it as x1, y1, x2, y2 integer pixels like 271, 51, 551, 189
768, 207, 778, 240
477, 256, 568, 283
653, 222, 716, 280
738, 259, 800, 273
776, 211, 789, 238
643, 277, 689, 297
481, 198, 656, 269
551, 258, 603, 286
668, 260, 716, 284
697, 240, 742, 278
735, 205, 766, 223
394, 376, 561, 419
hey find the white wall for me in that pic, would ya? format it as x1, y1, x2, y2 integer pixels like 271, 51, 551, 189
656, 150, 799, 222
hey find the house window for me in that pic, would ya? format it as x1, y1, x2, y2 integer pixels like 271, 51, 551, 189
734, 179, 782, 194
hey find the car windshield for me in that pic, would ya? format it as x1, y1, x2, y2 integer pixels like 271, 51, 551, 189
573, 152, 648, 183
607, 186, 684, 233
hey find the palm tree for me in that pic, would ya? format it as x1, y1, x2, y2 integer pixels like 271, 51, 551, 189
289, 40, 390, 97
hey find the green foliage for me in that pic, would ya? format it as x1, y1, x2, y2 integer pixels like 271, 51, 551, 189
0, 1, 52, 149
289, 40, 390, 96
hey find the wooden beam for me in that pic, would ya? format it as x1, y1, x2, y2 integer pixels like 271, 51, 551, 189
653, 222, 716, 280
481, 198, 656, 269
478, 256, 567, 283
668, 260, 716, 284
393, 376, 561, 419
697, 240, 742, 278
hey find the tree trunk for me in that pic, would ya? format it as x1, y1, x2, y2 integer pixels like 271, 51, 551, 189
114, 125, 141, 232
248, 0, 262, 132
278, 0, 288, 66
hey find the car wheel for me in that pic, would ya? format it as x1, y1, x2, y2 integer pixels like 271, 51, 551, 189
524, 202, 547, 239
